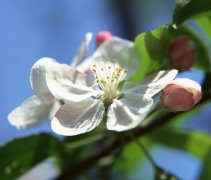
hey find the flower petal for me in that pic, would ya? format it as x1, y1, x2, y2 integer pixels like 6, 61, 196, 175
123, 70, 178, 98
71, 33, 93, 67
106, 93, 154, 132
48, 100, 63, 119
30, 57, 58, 104
78, 37, 140, 78
51, 98, 105, 136
46, 63, 97, 102
8, 96, 52, 129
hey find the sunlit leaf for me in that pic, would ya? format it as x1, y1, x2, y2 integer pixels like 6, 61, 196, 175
199, 149, 211, 180
149, 128, 211, 159
196, 12, 211, 36
0, 133, 61, 180
133, 25, 171, 81
173, 0, 211, 26
112, 137, 153, 173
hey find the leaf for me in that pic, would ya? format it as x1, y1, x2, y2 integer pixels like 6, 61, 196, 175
155, 167, 179, 180
168, 25, 211, 72
112, 137, 153, 173
132, 25, 171, 81
173, 0, 211, 26
148, 128, 211, 159
196, 12, 211, 36
166, 101, 209, 128
199, 149, 211, 180
0, 133, 61, 180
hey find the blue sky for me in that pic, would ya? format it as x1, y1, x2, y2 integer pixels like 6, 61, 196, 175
0, 1, 208, 179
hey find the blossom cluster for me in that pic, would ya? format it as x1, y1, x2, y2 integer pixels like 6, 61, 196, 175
8, 32, 202, 136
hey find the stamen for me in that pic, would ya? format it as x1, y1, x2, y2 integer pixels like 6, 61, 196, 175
91, 59, 128, 102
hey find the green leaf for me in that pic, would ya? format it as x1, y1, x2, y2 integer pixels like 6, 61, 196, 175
166, 101, 209, 128
149, 128, 211, 159
199, 149, 211, 180
112, 137, 153, 173
155, 167, 179, 180
0, 133, 61, 180
168, 25, 211, 72
196, 12, 211, 36
173, 0, 211, 26
132, 25, 171, 81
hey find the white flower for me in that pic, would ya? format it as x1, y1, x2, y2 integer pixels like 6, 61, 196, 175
47, 58, 178, 135
8, 33, 93, 129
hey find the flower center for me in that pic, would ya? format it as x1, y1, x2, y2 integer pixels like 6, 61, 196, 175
92, 60, 127, 104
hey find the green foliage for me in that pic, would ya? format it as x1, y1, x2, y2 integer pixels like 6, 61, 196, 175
0, 133, 61, 180
3, 1, 211, 179
148, 128, 211, 179
149, 128, 211, 159
199, 149, 211, 180
58, 131, 109, 171
173, 0, 211, 26
133, 22, 211, 83
155, 167, 178, 180
133, 25, 171, 81
165, 102, 209, 128
196, 12, 211, 36
168, 25, 211, 72
112, 137, 152, 173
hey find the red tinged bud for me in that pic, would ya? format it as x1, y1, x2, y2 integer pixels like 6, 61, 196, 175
96, 31, 112, 48
169, 35, 196, 71
162, 78, 202, 111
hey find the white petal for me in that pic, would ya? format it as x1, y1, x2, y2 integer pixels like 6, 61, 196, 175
48, 101, 62, 119
8, 96, 51, 129
71, 33, 93, 67
123, 70, 178, 98
51, 99, 105, 136
30, 57, 58, 104
107, 93, 154, 132
46, 63, 98, 102
78, 37, 140, 78
76, 57, 94, 74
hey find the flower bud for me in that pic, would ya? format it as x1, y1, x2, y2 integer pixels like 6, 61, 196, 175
96, 31, 112, 47
168, 35, 196, 71
162, 78, 202, 111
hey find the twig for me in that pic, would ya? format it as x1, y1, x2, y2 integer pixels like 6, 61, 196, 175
56, 92, 211, 180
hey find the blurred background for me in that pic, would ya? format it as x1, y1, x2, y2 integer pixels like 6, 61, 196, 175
0, 0, 209, 179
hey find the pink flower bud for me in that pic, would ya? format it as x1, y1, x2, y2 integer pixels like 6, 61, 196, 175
96, 31, 112, 48
169, 35, 196, 71
162, 78, 202, 111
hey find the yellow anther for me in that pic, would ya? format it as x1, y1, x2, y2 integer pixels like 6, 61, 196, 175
101, 79, 106, 83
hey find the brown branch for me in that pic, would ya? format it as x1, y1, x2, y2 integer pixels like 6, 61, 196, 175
56, 92, 211, 180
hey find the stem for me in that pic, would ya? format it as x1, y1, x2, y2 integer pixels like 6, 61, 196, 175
56, 92, 211, 180
133, 137, 157, 169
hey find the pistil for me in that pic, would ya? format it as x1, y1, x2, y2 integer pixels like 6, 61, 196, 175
92, 60, 127, 103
